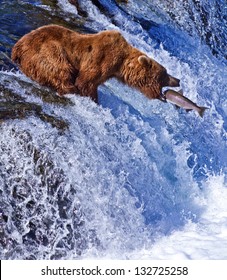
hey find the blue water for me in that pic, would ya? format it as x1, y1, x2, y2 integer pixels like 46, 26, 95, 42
0, 0, 226, 259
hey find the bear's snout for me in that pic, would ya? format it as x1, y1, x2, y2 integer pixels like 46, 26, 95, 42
168, 75, 180, 87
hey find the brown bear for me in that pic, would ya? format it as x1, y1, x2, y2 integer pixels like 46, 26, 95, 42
11, 25, 180, 103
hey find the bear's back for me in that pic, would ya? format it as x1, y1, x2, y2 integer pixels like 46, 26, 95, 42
21, 25, 75, 47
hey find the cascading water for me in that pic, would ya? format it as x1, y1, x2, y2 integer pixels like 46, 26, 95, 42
151, 0, 227, 60
0, 0, 226, 259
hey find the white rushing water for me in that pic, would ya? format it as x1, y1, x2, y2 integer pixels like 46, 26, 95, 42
0, 0, 226, 259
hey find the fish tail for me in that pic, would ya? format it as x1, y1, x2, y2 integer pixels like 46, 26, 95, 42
198, 107, 209, 118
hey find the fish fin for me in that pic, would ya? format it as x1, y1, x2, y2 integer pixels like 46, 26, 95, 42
198, 107, 209, 118
186, 109, 193, 112
178, 89, 183, 95
174, 105, 181, 110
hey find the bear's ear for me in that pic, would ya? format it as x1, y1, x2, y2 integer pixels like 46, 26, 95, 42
138, 55, 151, 67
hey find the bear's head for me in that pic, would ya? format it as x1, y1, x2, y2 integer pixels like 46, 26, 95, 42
134, 55, 180, 99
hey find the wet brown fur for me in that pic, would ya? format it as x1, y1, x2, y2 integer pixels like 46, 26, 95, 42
12, 25, 179, 103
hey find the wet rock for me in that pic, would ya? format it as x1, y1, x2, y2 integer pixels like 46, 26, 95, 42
15, 79, 73, 106
39, 113, 69, 131
68, 0, 88, 17
0, 83, 69, 131
0, 101, 42, 120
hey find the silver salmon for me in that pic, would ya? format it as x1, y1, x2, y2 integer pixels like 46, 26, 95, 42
164, 89, 208, 118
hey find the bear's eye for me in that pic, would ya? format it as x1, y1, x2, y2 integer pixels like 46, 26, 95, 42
159, 71, 169, 85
